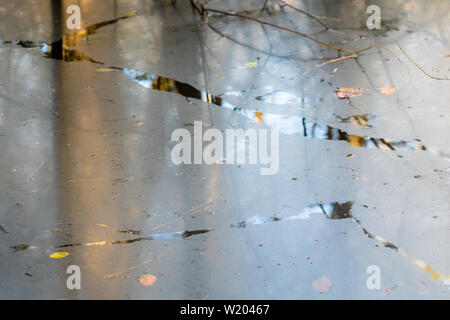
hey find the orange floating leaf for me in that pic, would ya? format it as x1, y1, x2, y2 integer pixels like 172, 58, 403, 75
336, 88, 361, 99
255, 111, 264, 123
139, 274, 157, 286
378, 85, 396, 95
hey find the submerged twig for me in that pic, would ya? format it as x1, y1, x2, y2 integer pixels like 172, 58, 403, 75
105, 254, 167, 279
152, 199, 214, 231
27, 161, 46, 181
201, 6, 434, 80
203, 7, 374, 54
260, 0, 270, 13
280, 0, 329, 31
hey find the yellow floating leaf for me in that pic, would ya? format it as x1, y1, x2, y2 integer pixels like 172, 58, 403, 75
136, 120, 145, 126
245, 61, 258, 69
50, 252, 70, 259
96, 68, 115, 72
378, 84, 396, 95
255, 111, 264, 123
139, 274, 157, 286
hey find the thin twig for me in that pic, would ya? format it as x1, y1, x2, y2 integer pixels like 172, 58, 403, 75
280, 0, 328, 30
27, 161, 46, 181
104, 255, 166, 279
152, 199, 215, 231
315, 54, 357, 67
201, 5, 441, 80
204, 7, 373, 54
301, 54, 357, 77
396, 41, 449, 80
260, 0, 270, 13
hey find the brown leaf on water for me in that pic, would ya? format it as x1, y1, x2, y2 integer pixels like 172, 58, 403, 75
139, 274, 157, 286
312, 276, 332, 294
378, 85, 396, 95
336, 88, 361, 99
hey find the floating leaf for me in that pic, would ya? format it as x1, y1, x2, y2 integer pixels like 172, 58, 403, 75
50, 252, 70, 259
336, 88, 361, 99
255, 111, 264, 123
245, 61, 258, 69
378, 85, 396, 95
96, 68, 115, 72
312, 276, 332, 294
139, 274, 157, 286
136, 120, 145, 126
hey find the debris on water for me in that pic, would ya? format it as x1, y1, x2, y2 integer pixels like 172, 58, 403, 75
119, 229, 141, 235
49, 252, 70, 259
182, 229, 212, 238
230, 198, 449, 284
333, 113, 375, 128
139, 274, 157, 286
336, 87, 361, 99
96, 68, 115, 72
378, 84, 397, 95
10, 229, 211, 253
255, 111, 264, 122
97, 224, 143, 235
319, 201, 354, 219
352, 217, 450, 284
16, 40, 37, 48
55, 229, 212, 248
380, 283, 402, 294
245, 61, 258, 69
312, 276, 332, 294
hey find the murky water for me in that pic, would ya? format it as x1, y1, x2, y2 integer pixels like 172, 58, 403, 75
0, 12, 437, 157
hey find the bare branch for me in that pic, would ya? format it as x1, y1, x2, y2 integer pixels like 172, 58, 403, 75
396, 41, 449, 80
